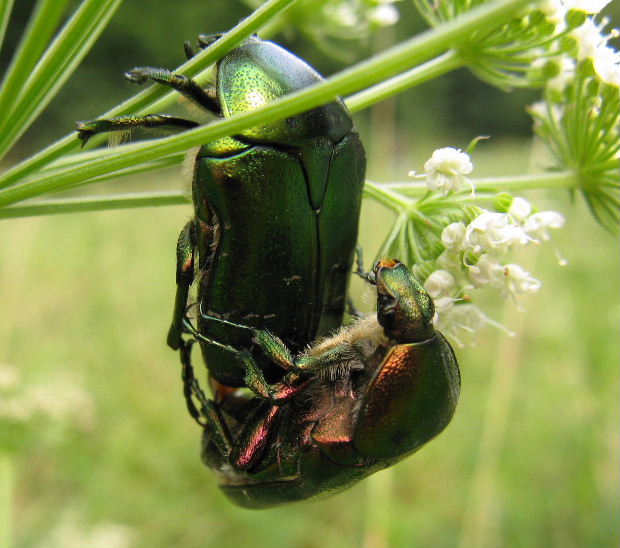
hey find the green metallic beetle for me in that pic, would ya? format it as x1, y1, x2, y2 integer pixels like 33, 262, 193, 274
77, 35, 366, 401
183, 259, 460, 508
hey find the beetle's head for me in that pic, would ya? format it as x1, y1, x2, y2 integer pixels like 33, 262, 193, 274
371, 259, 435, 343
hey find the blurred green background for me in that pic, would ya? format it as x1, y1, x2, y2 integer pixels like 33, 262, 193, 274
1, 1, 618, 547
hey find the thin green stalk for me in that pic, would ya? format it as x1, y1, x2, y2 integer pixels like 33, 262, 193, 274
361, 469, 394, 548
0, 0, 14, 52
347, 50, 463, 113
0, 0, 122, 162
3, 49, 462, 196
383, 171, 578, 195
0, 190, 189, 219
363, 180, 412, 211
0, 0, 300, 189
0, 0, 71, 121
45, 149, 185, 173
0, 452, 13, 548
1, 169, 578, 218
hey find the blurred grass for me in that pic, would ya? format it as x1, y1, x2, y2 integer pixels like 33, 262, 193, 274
0, 139, 618, 548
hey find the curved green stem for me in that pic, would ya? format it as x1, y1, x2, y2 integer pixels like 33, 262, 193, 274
363, 180, 412, 211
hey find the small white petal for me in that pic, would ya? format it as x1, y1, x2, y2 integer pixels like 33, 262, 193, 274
563, 0, 612, 13
441, 222, 467, 251
523, 211, 565, 241
464, 212, 529, 254
508, 197, 532, 222
468, 254, 504, 288
424, 270, 456, 298
502, 263, 542, 296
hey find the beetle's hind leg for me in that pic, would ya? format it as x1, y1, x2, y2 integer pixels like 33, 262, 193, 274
179, 340, 233, 455
167, 220, 197, 350
76, 114, 199, 146
125, 67, 220, 114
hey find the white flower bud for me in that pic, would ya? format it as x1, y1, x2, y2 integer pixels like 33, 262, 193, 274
508, 197, 532, 222
441, 222, 466, 251
424, 270, 456, 298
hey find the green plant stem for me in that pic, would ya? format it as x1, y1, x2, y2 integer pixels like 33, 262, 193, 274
0, 0, 14, 50
0, 170, 577, 218
0, 0, 123, 162
0, 0, 301, 189
0, 452, 13, 548
0, 190, 189, 219
364, 180, 412, 211
0, 0, 531, 208
347, 50, 462, 113
383, 171, 578, 195
0, 0, 71, 126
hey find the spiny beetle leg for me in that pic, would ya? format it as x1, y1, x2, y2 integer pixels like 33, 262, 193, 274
124, 66, 221, 114
181, 318, 240, 355
199, 310, 297, 371
201, 399, 234, 457
239, 350, 310, 404
167, 220, 196, 350
353, 245, 375, 284
76, 114, 198, 146
179, 340, 207, 425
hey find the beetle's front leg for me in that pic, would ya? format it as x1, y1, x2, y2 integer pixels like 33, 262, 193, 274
251, 327, 364, 377
76, 115, 199, 146
167, 220, 196, 350
198, 311, 364, 379
125, 67, 220, 114
239, 350, 311, 404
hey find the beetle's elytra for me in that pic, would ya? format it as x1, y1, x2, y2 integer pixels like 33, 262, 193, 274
77, 35, 459, 508
79, 34, 365, 388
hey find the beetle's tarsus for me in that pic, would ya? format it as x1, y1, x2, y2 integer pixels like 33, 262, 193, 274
184, 40, 195, 59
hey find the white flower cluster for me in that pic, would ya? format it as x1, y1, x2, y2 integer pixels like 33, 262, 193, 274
422, 200, 565, 345
541, 0, 619, 87
422, 147, 474, 196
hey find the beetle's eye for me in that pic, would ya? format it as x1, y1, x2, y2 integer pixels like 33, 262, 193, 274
378, 293, 397, 328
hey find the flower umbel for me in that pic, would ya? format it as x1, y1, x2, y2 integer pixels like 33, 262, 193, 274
529, 58, 620, 231
371, 144, 566, 343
